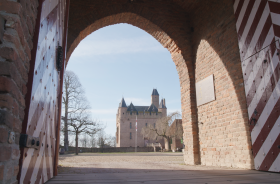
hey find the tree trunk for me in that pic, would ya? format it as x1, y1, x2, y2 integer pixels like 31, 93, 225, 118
165, 137, 171, 151
168, 138, 171, 151
75, 132, 78, 155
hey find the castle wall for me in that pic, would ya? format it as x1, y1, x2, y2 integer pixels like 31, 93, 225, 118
117, 112, 165, 147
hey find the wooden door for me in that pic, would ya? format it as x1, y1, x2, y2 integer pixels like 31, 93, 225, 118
234, 0, 280, 172
19, 0, 68, 183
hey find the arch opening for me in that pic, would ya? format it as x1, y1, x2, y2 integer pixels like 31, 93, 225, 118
66, 12, 200, 165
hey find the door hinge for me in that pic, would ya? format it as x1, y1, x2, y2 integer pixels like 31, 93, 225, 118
56, 46, 63, 71
20, 134, 40, 150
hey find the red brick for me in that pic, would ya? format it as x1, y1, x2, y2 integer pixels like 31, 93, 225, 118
13, 117, 22, 133
14, 166, 19, 177
11, 148, 20, 160
0, 76, 24, 107
0, 127, 8, 143
0, 146, 12, 162
6, 165, 13, 180
0, 109, 13, 129
3, 29, 28, 62
0, 0, 22, 14
0, 94, 14, 111
0, 165, 3, 180
0, 61, 24, 90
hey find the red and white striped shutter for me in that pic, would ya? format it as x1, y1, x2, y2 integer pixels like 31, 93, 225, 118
19, 0, 67, 183
233, 0, 280, 172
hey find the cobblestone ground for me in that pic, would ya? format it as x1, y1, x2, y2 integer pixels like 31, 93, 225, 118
46, 152, 280, 184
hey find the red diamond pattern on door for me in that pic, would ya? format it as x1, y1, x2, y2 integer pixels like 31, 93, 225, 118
19, 0, 67, 183
233, 0, 280, 172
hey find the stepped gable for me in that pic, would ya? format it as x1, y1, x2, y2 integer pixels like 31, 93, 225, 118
159, 99, 166, 109
119, 98, 127, 107
146, 103, 158, 112
127, 102, 137, 112
152, 89, 159, 96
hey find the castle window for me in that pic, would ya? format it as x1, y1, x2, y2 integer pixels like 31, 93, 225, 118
130, 122, 132, 129
130, 132, 132, 139
154, 123, 155, 128
145, 123, 147, 127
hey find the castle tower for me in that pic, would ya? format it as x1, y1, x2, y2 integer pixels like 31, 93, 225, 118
151, 89, 159, 108
118, 97, 127, 116
158, 98, 167, 116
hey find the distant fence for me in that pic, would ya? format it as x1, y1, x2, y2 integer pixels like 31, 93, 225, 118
61, 146, 158, 153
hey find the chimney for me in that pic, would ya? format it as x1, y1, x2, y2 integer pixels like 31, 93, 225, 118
163, 99, 166, 106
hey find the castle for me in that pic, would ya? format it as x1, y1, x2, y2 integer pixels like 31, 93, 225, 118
116, 89, 167, 147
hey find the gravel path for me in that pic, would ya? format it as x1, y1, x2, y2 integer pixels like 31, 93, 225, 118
46, 152, 280, 184
57, 152, 242, 174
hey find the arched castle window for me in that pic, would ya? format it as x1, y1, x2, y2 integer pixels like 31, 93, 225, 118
145, 123, 147, 127
130, 132, 132, 139
130, 122, 132, 129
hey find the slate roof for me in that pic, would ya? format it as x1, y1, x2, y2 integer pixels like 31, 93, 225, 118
159, 99, 166, 109
152, 89, 159, 96
127, 102, 137, 112
135, 106, 149, 112
119, 89, 163, 113
146, 104, 158, 112
119, 98, 127, 107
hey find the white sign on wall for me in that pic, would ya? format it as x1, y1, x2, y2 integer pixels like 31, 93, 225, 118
196, 74, 216, 106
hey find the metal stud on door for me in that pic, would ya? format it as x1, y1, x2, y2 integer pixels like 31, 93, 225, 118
233, 0, 280, 172
18, 0, 68, 183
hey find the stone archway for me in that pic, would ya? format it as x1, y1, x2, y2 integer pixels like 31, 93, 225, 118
64, 0, 254, 168
66, 11, 200, 165
0, 0, 258, 183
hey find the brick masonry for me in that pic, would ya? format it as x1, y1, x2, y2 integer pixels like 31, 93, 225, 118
65, 0, 253, 169
191, 0, 253, 169
0, 0, 39, 184
0, 0, 254, 183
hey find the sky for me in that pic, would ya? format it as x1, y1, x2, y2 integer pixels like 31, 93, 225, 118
66, 23, 181, 137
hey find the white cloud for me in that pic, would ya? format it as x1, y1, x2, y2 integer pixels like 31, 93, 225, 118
71, 36, 165, 57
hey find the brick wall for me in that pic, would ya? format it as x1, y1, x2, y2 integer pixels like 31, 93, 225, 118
66, 0, 197, 165
191, 0, 253, 169
0, 0, 39, 183
65, 0, 253, 169
0, 2, 255, 183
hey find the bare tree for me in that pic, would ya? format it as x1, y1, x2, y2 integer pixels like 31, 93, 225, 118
141, 112, 182, 151
80, 134, 89, 148
68, 110, 102, 155
62, 71, 84, 151
89, 135, 97, 148
96, 130, 115, 148
105, 135, 116, 147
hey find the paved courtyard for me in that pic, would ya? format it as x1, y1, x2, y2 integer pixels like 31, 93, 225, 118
47, 152, 280, 184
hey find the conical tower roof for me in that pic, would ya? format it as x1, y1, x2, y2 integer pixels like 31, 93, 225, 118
152, 89, 159, 96
119, 98, 127, 107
